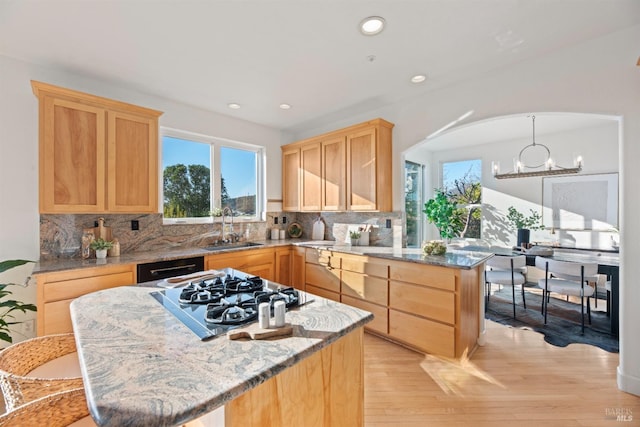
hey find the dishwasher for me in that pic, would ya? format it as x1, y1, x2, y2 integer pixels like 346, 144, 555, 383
136, 256, 205, 283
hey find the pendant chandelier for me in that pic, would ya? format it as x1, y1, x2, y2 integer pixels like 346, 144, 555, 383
492, 115, 582, 179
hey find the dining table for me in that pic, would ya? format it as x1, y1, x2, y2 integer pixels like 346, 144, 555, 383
458, 245, 620, 337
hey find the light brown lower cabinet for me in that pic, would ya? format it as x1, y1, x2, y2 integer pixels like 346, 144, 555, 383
305, 251, 483, 359
206, 248, 275, 281
36, 264, 136, 336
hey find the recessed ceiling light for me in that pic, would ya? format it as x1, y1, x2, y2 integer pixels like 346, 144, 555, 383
411, 74, 427, 84
359, 16, 385, 36
279, 103, 292, 110
227, 103, 241, 109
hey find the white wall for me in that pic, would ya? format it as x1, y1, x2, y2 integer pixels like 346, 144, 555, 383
292, 25, 640, 396
412, 121, 619, 246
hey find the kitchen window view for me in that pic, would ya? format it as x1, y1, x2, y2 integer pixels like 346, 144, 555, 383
442, 159, 482, 239
161, 128, 262, 222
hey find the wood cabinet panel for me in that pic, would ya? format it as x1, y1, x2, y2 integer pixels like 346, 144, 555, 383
389, 310, 455, 358
341, 295, 388, 335
305, 284, 340, 302
282, 148, 300, 211
321, 136, 345, 211
275, 247, 292, 286
291, 246, 306, 291
389, 260, 456, 292
226, 329, 363, 427
42, 300, 75, 336
305, 248, 338, 268
36, 264, 136, 336
341, 271, 388, 306
389, 281, 455, 325
347, 128, 377, 211
33, 80, 162, 214
206, 248, 275, 281
281, 118, 393, 212
305, 263, 340, 294
340, 254, 388, 277
300, 143, 321, 211
40, 96, 106, 212
108, 111, 157, 212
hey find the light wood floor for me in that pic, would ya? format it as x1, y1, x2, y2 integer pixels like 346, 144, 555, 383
364, 320, 640, 426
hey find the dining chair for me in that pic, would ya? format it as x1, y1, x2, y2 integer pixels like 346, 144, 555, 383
535, 256, 598, 334
484, 255, 527, 318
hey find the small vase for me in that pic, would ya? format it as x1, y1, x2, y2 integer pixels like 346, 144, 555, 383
517, 229, 530, 248
350, 238, 359, 246
95, 249, 108, 259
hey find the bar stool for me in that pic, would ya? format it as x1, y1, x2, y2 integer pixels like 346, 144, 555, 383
0, 387, 95, 426
0, 333, 83, 412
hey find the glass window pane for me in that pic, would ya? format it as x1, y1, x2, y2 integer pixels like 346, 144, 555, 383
441, 159, 482, 239
220, 147, 257, 218
162, 136, 211, 218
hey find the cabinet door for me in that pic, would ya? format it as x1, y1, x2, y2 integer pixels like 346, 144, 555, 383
107, 111, 158, 212
275, 247, 292, 286
282, 148, 300, 211
40, 96, 106, 213
300, 143, 322, 211
291, 246, 306, 291
321, 136, 345, 211
346, 127, 377, 211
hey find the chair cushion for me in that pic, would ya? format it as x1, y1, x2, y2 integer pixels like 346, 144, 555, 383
537, 278, 595, 297
486, 270, 526, 285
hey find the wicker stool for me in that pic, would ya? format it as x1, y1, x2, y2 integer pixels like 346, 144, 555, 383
0, 333, 84, 412
0, 387, 95, 426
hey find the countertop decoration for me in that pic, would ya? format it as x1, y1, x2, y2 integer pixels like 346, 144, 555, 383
287, 222, 302, 238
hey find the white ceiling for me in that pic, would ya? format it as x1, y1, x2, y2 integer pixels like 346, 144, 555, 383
1, 0, 638, 134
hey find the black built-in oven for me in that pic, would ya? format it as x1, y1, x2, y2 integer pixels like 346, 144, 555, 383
136, 256, 204, 283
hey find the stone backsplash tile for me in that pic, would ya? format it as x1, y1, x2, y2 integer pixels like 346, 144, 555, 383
40, 211, 404, 259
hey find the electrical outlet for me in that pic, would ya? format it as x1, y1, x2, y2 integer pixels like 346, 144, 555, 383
131, 220, 139, 231
274, 217, 278, 225
22, 319, 35, 334
282, 216, 287, 224
386, 219, 392, 228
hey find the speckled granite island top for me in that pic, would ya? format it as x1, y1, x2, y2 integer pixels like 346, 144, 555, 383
70, 286, 372, 427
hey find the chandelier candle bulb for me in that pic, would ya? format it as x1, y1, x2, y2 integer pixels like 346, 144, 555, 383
492, 161, 500, 176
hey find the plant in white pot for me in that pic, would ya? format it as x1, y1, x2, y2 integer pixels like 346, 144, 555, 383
506, 206, 544, 248
90, 238, 113, 259
0, 259, 37, 345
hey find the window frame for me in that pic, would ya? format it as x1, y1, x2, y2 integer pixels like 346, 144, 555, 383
160, 127, 265, 225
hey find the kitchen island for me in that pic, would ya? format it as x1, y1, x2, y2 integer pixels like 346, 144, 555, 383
70, 285, 372, 427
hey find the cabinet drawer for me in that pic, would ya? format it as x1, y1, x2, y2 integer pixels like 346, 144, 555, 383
305, 263, 340, 293
389, 261, 456, 292
389, 310, 455, 358
43, 270, 135, 302
207, 249, 274, 272
341, 271, 388, 305
389, 280, 455, 325
341, 295, 388, 335
305, 284, 340, 302
305, 248, 339, 268
340, 254, 388, 277
42, 299, 74, 335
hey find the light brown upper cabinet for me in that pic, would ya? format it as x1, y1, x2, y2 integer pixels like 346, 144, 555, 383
32, 81, 163, 214
281, 118, 393, 212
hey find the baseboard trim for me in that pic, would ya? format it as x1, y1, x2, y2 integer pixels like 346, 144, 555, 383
617, 365, 640, 397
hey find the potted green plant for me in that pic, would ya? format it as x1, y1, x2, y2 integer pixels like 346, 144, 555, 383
423, 189, 465, 242
506, 206, 544, 247
0, 259, 37, 345
349, 230, 361, 246
90, 238, 113, 259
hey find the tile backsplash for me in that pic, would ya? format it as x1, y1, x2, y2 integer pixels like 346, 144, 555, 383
40, 211, 404, 259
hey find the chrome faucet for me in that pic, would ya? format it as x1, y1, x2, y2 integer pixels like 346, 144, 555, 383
221, 206, 238, 243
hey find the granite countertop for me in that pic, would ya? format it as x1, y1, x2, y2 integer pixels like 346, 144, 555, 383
34, 239, 491, 275
70, 286, 372, 426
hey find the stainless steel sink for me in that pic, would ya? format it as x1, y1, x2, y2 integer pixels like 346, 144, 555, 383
204, 242, 264, 251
